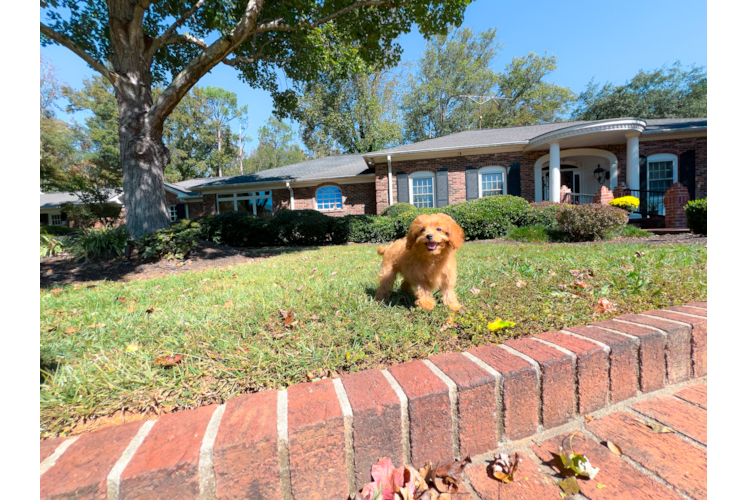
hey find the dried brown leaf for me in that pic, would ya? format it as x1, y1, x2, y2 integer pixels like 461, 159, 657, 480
606, 441, 622, 455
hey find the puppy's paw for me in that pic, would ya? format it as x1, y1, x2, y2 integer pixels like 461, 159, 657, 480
446, 302, 462, 312
375, 291, 390, 302
415, 297, 436, 310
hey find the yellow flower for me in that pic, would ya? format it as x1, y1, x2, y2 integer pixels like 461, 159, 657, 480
488, 319, 516, 331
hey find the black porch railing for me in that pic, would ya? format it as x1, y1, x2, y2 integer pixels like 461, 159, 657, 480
627, 189, 667, 217
561, 192, 595, 205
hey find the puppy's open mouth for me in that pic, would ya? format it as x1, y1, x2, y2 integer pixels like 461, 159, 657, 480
425, 242, 439, 252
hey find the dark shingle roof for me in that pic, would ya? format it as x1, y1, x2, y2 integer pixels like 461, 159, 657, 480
192, 154, 372, 189
40, 189, 122, 209
643, 118, 707, 131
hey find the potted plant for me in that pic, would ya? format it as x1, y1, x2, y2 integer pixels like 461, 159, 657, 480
609, 196, 640, 213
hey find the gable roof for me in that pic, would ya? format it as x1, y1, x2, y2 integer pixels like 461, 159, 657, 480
192, 154, 372, 190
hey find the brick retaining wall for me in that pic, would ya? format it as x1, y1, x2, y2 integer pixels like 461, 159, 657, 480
39, 302, 707, 499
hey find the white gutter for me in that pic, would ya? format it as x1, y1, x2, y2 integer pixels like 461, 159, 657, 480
387, 155, 393, 206
286, 181, 295, 210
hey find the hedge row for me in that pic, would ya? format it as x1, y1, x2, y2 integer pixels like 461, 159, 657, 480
196, 195, 630, 248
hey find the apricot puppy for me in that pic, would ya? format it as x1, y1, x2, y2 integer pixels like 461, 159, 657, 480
375, 213, 465, 311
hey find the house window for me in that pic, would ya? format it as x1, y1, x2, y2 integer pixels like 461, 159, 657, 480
316, 186, 343, 210
478, 166, 507, 197
168, 205, 178, 222
647, 154, 678, 191
409, 171, 435, 208
216, 191, 274, 217
50, 214, 62, 226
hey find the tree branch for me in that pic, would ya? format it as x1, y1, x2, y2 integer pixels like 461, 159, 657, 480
149, 0, 206, 57
40, 22, 115, 84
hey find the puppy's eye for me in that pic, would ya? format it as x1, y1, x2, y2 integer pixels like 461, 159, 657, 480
421, 228, 425, 233
436, 227, 442, 232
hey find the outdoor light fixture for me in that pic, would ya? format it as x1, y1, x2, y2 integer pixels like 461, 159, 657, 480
593, 164, 609, 184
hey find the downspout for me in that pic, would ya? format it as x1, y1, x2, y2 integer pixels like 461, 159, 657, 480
387, 155, 393, 206
286, 181, 295, 210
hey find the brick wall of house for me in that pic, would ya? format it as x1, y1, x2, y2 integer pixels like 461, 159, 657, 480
164, 191, 218, 218
274, 182, 377, 216
374, 135, 707, 213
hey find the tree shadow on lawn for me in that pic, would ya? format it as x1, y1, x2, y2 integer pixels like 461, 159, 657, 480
40, 240, 318, 288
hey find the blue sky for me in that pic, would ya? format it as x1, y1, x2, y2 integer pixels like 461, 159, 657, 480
41, 0, 706, 150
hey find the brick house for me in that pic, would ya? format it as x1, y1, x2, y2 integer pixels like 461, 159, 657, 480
41, 117, 706, 226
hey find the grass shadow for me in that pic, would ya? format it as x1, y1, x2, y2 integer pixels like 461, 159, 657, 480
363, 286, 417, 309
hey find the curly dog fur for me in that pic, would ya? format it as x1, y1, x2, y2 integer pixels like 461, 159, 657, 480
375, 213, 465, 311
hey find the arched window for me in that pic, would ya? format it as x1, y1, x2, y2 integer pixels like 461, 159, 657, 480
646, 154, 678, 191
316, 186, 343, 210
409, 171, 435, 208
478, 166, 507, 197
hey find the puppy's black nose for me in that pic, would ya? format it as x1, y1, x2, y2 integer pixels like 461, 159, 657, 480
426, 234, 433, 240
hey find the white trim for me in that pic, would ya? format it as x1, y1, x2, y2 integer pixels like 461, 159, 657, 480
478, 166, 508, 197
408, 171, 435, 208
167, 204, 178, 222
314, 185, 344, 211
216, 191, 273, 215
533, 148, 619, 202
387, 155, 393, 206
195, 174, 375, 194
646, 153, 678, 191
525, 118, 647, 151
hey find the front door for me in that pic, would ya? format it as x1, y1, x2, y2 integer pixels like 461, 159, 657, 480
543, 170, 580, 201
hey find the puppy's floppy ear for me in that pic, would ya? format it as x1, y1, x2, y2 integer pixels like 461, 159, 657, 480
406, 215, 425, 250
445, 216, 464, 250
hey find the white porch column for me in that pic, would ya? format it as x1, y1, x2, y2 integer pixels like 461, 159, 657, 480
549, 142, 561, 202
626, 132, 640, 191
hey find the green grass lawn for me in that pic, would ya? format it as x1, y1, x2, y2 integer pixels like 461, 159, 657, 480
40, 241, 706, 436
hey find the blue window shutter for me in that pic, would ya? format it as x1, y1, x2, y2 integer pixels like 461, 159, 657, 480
397, 173, 409, 203
466, 168, 479, 200
436, 169, 450, 207
507, 162, 521, 197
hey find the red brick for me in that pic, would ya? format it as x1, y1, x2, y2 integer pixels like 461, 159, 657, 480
587, 411, 706, 499
632, 395, 707, 445
40, 437, 64, 463
503, 338, 574, 429
685, 301, 707, 310
120, 405, 216, 500
532, 432, 682, 500
664, 305, 707, 317
41, 420, 145, 500
644, 310, 707, 377
616, 314, 691, 383
287, 379, 348, 500
213, 391, 280, 500
535, 331, 609, 415
467, 345, 539, 440
430, 353, 497, 458
464, 452, 557, 500
341, 369, 402, 489
674, 383, 707, 409
387, 360, 452, 467
591, 319, 666, 394
566, 326, 638, 403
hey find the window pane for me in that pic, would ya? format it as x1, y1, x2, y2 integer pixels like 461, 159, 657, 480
256, 196, 273, 217
217, 193, 234, 199
648, 161, 674, 191
218, 201, 235, 213
236, 199, 252, 212
236, 192, 251, 198
316, 186, 343, 210
168, 205, 178, 222
481, 173, 503, 197
412, 178, 434, 208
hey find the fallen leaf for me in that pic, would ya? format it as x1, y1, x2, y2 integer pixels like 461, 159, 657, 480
635, 251, 646, 258
440, 317, 456, 331
549, 270, 557, 276
488, 282, 498, 288
296, 286, 304, 292
491, 452, 521, 483
117, 297, 127, 303
145, 308, 154, 314
128, 306, 136, 313
597, 483, 607, 488
557, 477, 580, 495
126, 343, 139, 352
310, 267, 317, 274
516, 280, 527, 288
584, 414, 595, 423
606, 441, 622, 455
574, 281, 590, 289
488, 319, 516, 331
331, 271, 338, 276
435, 457, 471, 490
65, 327, 78, 334
279, 309, 296, 328
469, 286, 480, 295
635, 418, 674, 433
568, 269, 581, 277
155, 354, 182, 367
594, 297, 616, 314
223, 299, 234, 308
311, 314, 318, 321
51, 288, 63, 294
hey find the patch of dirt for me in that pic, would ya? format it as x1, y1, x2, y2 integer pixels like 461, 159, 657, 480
40, 240, 305, 288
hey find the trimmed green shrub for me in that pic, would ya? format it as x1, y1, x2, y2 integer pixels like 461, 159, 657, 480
381, 202, 416, 218
685, 198, 706, 235
505, 225, 550, 242
526, 201, 561, 229
271, 209, 340, 246
198, 211, 277, 247
444, 195, 531, 240
344, 215, 400, 243
40, 225, 77, 236
135, 220, 201, 260
556, 204, 629, 241
73, 225, 131, 260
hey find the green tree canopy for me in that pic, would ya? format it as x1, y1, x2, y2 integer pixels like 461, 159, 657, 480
246, 116, 307, 173
41, 0, 472, 236
571, 62, 707, 120
401, 27, 575, 142
295, 68, 403, 156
